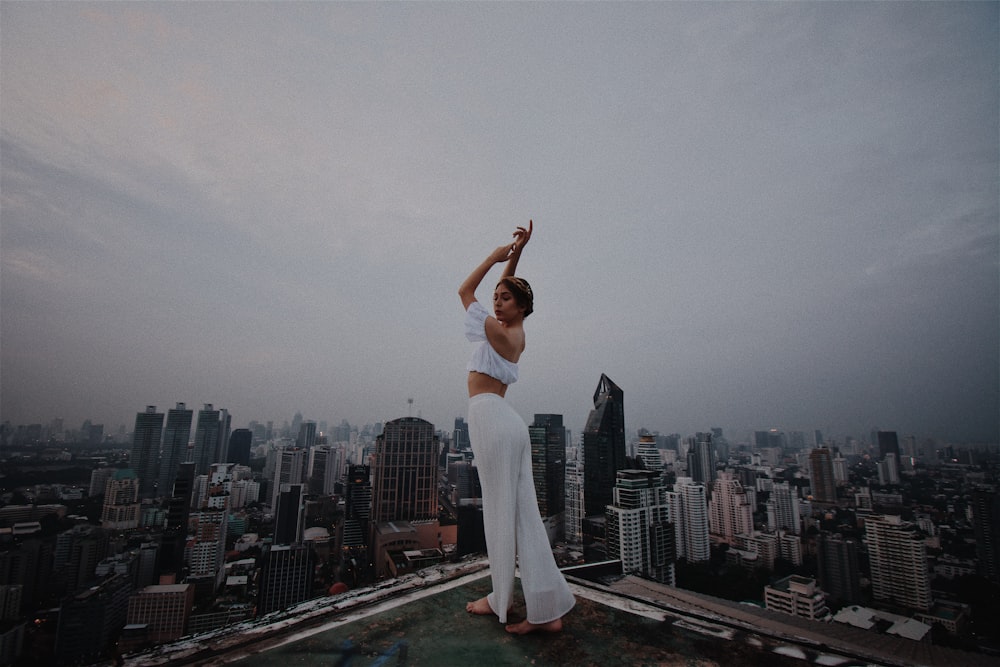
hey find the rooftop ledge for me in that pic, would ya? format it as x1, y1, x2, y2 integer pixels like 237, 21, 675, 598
125, 558, 993, 667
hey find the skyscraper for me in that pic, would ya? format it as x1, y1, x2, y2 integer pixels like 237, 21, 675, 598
159, 462, 195, 579
971, 487, 1000, 583
371, 418, 439, 523
708, 471, 753, 543
308, 445, 341, 496
808, 447, 837, 504
686, 432, 716, 486
191, 404, 222, 477
227, 428, 253, 467
342, 465, 372, 551
130, 406, 164, 500
270, 447, 306, 510
583, 374, 626, 518
667, 477, 710, 563
816, 531, 861, 604
273, 483, 305, 545
876, 431, 900, 461
529, 413, 566, 544
257, 544, 315, 617
606, 469, 675, 584
865, 514, 932, 611
767, 482, 801, 535
158, 403, 193, 500
635, 434, 664, 473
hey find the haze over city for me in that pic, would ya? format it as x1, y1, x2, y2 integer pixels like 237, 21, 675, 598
2, 2, 997, 443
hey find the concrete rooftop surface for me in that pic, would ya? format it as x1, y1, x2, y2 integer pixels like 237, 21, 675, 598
126, 560, 995, 667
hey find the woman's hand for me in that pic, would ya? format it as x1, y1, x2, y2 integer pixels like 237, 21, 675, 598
512, 219, 533, 253
488, 243, 516, 264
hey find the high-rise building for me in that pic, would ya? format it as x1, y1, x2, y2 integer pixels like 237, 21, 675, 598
971, 487, 1000, 583
188, 508, 228, 588
767, 482, 801, 535
583, 374, 626, 518
865, 514, 932, 611
371, 418, 439, 523
876, 431, 900, 461
100, 469, 141, 531
708, 472, 753, 543
191, 404, 223, 477
686, 433, 716, 486
227, 428, 253, 467
667, 477, 710, 563
273, 483, 304, 545
257, 544, 315, 617
159, 403, 193, 500
54, 573, 130, 665
529, 413, 567, 544
159, 462, 195, 579
53, 524, 109, 596
809, 447, 837, 504
816, 531, 861, 604
606, 469, 675, 584
296, 420, 317, 451
453, 417, 470, 451
877, 453, 901, 485
635, 434, 664, 473
308, 445, 341, 496
130, 406, 164, 500
342, 465, 372, 551
564, 459, 585, 545
271, 447, 306, 510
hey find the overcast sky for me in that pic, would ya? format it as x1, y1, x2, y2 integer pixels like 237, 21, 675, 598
2, 2, 997, 445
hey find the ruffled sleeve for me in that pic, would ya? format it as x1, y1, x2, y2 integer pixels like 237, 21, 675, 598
464, 301, 490, 342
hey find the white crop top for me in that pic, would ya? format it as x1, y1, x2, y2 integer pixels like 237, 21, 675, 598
464, 301, 518, 385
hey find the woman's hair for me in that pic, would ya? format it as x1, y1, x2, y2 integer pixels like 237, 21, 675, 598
498, 276, 534, 318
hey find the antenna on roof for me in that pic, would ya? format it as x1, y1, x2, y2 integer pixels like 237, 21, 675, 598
408, 398, 414, 417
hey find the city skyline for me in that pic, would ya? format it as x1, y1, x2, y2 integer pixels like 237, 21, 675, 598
2, 3, 997, 443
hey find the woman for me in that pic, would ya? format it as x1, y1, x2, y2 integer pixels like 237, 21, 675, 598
458, 220, 576, 634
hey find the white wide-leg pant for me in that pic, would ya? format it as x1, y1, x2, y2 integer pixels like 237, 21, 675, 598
467, 392, 576, 624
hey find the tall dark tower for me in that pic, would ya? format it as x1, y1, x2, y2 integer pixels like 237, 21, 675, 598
876, 431, 900, 461
686, 432, 716, 486
816, 531, 861, 604
529, 414, 566, 542
972, 487, 1000, 583
159, 462, 195, 579
190, 404, 222, 477
130, 406, 164, 500
227, 428, 253, 466
273, 483, 304, 545
371, 418, 439, 523
809, 447, 837, 503
583, 374, 626, 518
158, 402, 193, 500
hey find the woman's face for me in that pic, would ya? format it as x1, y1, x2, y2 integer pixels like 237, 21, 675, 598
493, 283, 525, 324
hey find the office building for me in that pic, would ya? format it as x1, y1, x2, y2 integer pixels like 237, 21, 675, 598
308, 445, 341, 496
971, 487, 1000, 583
159, 462, 195, 579
342, 465, 372, 550
877, 431, 900, 462
371, 418, 439, 523
271, 447, 306, 510
159, 403, 193, 500
809, 447, 837, 503
529, 413, 567, 544
564, 458, 585, 545
190, 404, 225, 477
257, 544, 315, 617
274, 483, 305, 545
606, 469, 675, 585
635, 434, 664, 473
453, 417, 470, 451
130, 406, 164, 500
227, 428, 253, 467
582, 374, 626, 519
865, 514, 932, 612
708, 471, 753, 543
817, 531, 861, 604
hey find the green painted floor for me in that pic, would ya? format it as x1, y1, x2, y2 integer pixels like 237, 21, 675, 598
235, 575, 811, 667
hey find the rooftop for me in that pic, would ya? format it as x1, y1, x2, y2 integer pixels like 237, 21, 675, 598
127, 559, 994, 667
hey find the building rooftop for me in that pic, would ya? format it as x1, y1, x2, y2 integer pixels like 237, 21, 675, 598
126, 559, 994, 667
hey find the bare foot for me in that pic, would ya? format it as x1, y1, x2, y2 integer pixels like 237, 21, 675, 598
465, 596, 495, 616
505, 617, 563, 634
